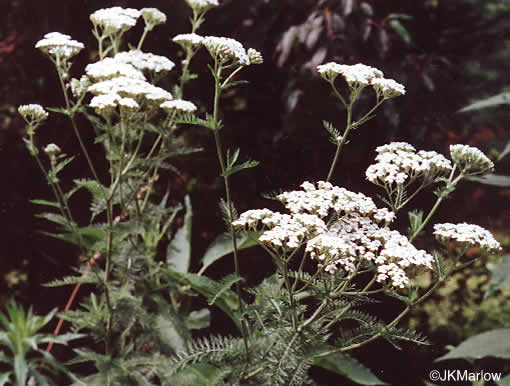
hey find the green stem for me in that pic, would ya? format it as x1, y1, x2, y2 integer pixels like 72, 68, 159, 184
211, 60, 250, 360
137, 27, 150, 51
409, 171, 463, 243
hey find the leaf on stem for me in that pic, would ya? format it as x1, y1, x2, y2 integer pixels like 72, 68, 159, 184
166, 195, 192, 273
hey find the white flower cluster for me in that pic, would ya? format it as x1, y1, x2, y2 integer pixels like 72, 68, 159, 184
247, 48, 264, 65
18, 104, 48, 123
307, 214, 433, 288
234, 182, 432, 288
372, 77, 406, 99
173, 33, 204, 48
35, 32, 84, 60
185, 0, 219, 13
433, 223, 501, 254
88, 77, 172, 104
366, 142, 452, 186
450, 144, 494, 175
277, 181, 395, 223
89, 93, 140, 115
317, 62, 405, 97
85, 57, 146, 81
161, 99, 197, 113
90, 7, 141, 34
203, 36, 250, 66
141, 8, 166, 29
114, 50, 175, 73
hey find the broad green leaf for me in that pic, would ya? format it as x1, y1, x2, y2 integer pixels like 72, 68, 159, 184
198, 232, 259, 275
156, 308, 190, 353
30, 199, 61, 209
486, 255, 510, 295
388, 19, 411, 45
465, 174, 510, 187
459, 93, 510, 112
185, 309, 211, 330
166, 195, 192, 273
436, 329, 510, 361
314, 352, 387, 385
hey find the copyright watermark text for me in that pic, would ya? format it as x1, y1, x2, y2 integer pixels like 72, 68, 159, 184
429, 369, 501, 383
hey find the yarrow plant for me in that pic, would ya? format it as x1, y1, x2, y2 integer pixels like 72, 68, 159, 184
14, 2, 502, 386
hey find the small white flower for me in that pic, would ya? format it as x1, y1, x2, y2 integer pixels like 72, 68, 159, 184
203, 36, 250, 66
450, 144, 494, 175
185, 0, 219, 13
434, 223, 501, 254
90, 7, 141, 34
18, 104, 48, 123
44, 143, 61, 155
160, 99, 197, 113
173, 33, 204, 48
141, 8, 166, 29
35, 32, 84, 60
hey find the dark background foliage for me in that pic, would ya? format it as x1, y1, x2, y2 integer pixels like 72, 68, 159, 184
2, 0, 510, 384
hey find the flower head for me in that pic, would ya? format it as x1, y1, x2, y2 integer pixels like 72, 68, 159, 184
18, 104, 48, 126
173, 33, 204, 49
85, 57, 146, 81
185, 0, 219, 13
366, 142, 452, 187
141, 8, 166, 30
203, 36, 250, 66
35, 32, 84, 60
372, 77, 406, 98
160, 99, 197, 113
114, 50, 175, 74
434, 223, 501, 254
88, 76, 172, 103
90, 7, 141, 34
44, 143, 61, 155
247, 48, 263, 65
317, 62, 383, 87
450, 144, 494, 175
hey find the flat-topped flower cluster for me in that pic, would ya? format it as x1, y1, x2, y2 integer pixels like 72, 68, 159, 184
434, 223, 501, 254
33, 5, 262, 119
317, 62, 405, 98
366, 142, 452, 186
233, 181, 434, 288
450, 144, 494, 175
